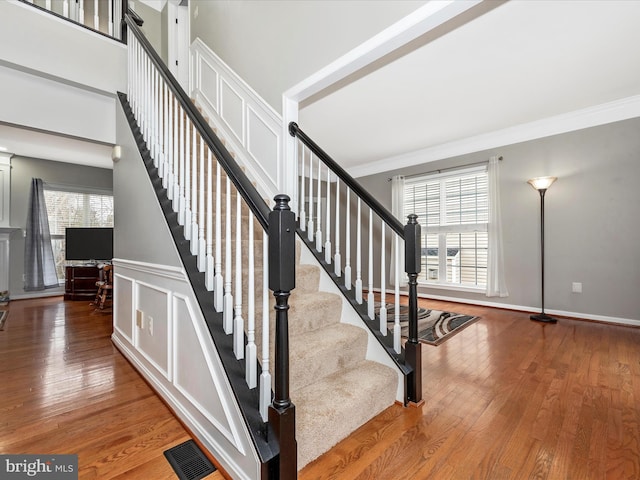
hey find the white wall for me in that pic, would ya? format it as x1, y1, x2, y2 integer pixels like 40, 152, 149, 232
0, 1, 126, 95
190, 0, 426, 113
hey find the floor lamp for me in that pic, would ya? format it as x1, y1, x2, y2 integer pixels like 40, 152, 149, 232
528, 176, 557, 323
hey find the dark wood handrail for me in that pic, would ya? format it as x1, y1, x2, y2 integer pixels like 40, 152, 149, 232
289, 122, 405, 238
125, 13, 271, 231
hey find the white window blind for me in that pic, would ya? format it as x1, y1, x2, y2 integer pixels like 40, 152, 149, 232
404, 166, 488, 288
44, 188, 114, 280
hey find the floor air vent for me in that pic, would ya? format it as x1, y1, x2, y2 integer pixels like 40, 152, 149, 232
163, 439, 217, 480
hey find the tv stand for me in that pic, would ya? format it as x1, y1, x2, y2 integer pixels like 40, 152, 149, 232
64, 265, 99, 301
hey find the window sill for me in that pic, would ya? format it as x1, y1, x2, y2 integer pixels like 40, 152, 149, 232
418, 282, 485, 294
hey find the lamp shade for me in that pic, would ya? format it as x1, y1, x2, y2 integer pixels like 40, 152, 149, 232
527, 176, 557, 191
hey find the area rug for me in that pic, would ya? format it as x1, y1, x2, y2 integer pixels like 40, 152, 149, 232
377, 303, 478, 345
0, 310, 7, 331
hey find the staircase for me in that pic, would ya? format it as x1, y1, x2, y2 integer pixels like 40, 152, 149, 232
121, 11, 422, 479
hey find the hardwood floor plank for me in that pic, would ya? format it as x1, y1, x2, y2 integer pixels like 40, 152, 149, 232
300, 299, 640, 480
0, 297, 220, 479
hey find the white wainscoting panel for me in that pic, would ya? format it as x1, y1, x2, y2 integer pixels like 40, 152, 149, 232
135, 281, 171, 379
220, 78, 245, 145
112, 258, 259, 480
113, 273, 134, 343
199, 56, 219, 114
191, 38, 282, 200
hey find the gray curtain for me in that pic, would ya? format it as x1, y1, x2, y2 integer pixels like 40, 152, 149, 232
24, 178, 59, 291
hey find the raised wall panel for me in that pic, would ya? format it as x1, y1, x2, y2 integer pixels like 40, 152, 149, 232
113, 274, 134, 342
191, 38, 282, 199
173, 295, 241, 448
199, 57, 219, 114
220, 79, 245, 145
247, 106, 279, 191
136, 281, 170, 378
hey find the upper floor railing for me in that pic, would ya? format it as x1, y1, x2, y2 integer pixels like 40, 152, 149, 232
18, 0, 126, 41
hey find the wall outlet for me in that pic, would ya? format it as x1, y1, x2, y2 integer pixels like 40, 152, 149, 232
572, 282, 582, 293
148, 316, 153, 336
136, 309, 143, 328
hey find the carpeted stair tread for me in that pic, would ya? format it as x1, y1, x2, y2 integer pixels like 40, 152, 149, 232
289, 323, 367, 392
287, 290, 343, 335
293, 360, 398, 468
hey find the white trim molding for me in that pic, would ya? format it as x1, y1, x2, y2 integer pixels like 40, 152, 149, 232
190, 38, 282, 201
348, 94, 640, 178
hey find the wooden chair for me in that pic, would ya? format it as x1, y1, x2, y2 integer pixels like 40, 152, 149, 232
93, 264, 113, 310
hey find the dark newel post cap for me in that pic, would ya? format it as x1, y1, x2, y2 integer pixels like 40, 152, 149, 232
407, 213, 418, 224
273, 194, 291, 211
288, 122, 299, 137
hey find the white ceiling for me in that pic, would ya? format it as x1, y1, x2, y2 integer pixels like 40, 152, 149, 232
299, 0, 640, 177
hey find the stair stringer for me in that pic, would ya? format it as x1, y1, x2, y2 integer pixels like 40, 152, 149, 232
297, 237, 405, 402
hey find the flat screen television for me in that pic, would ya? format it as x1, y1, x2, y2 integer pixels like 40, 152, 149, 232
65, 227, 113, 262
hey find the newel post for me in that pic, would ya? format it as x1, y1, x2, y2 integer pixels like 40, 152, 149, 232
404, 214, 423, 405
268, 194, 297, 479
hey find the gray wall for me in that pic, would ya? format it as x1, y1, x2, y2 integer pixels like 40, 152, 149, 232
132, 0, 164, 58
113, 96, 181, 267
190, 0, 426, 113
357, 117, 640, 321
9, 157, 112, 297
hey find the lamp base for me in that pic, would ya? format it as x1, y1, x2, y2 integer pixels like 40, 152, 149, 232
530, 313, 557, 323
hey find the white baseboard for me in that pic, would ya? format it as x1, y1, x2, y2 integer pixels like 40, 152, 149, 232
371, 287, 640, 327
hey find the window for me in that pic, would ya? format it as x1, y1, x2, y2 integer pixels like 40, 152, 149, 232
404, 166, 488, 288
44, 187, 114, 281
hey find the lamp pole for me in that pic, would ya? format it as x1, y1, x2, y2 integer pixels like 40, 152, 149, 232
528, 177, 557, 323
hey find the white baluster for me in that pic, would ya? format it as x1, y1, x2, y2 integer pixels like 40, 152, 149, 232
198, 138, 206, 268
178, 108, 186, 226
325, 169, 332, 264
344, 188, 352, 290
307, 152, 314, 243
150, 66, 156, 162
172, 97, 179, 207
63, 0, 69, 19
191, 132, 200, 254
245, 213, 257, 388
205, 148, 214, 288
45, 0, 52, 10
316, 159, 322, 252
79, 0, 84, 26
394, 235, 401, 354
379, 224, 387, 335
233, 193, 244, 360
214, 163, 224, 309
368, 208, 375, 319
108, 0, 113, 36
299, 143, 306, 232
93, 0, 99, 30
334, 178, 341, 276
223, 178, 233, 334
355, 198, 363, 304
166, 91, 174, 199
163, 84, 170, 189
259, 232, 271, 422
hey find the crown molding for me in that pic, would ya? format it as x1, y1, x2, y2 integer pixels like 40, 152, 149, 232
349, 95, 640, 178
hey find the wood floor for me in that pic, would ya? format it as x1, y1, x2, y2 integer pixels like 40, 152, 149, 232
300, 300, 640, 480
2, 297, 639, 479
0, 296, 224, 480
